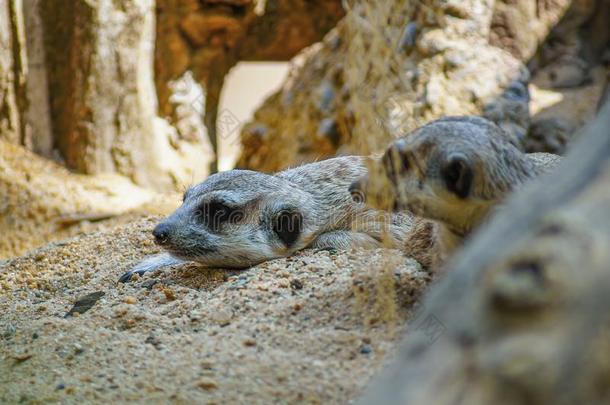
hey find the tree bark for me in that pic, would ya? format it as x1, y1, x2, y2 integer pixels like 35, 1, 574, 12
0, 0, 58, 158
0, 0, 24, 146
41, 0, 193, 191
22, 0, 53, 156
358, 102, 610, 404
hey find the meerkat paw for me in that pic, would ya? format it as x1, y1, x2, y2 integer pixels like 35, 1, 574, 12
119, 253, 185, 283
311, 230, 384, 250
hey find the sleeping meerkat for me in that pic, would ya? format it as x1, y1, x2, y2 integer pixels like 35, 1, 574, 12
120, 156, 413, 282
350, 116, 562, 268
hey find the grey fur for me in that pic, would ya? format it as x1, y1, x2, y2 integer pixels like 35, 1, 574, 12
352, 116, 562, 268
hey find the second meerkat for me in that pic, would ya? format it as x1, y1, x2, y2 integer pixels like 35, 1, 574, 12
351, 116, 562, 268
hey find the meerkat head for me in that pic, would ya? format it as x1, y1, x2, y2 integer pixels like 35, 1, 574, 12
152, 170, 317, 268
355, 116, 535, 235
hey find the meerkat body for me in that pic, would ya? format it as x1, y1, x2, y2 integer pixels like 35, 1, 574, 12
351, 116, 562, 269
120, 156, 412, 282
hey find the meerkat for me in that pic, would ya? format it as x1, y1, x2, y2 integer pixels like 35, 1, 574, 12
119, 156, 413, 282
350, 116, 562, 268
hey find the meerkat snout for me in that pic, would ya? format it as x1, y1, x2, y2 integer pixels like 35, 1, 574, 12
152, 222, 172, 246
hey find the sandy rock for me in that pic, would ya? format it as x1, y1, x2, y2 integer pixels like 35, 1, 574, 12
0, 140, 179, 259
237, 1, 530, 172
179, 13, 242, 47
489, 0, 573, 60
526, 66, 609, 154
154, 0, 344, 173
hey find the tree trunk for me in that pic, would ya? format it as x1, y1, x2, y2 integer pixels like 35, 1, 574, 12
358, 102, 610, 404
0, 0, 60, 157
0, 0, 213, 192
0, 0, 25, 146
41, 0, 212, 191
22, 0, 53, 156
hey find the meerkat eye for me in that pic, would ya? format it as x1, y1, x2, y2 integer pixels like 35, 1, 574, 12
228, 208, 244, 223
349, 176, 367, 203
400, 154, 410, 171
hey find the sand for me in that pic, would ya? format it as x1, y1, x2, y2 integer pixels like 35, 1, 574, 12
0, 217, 431, 404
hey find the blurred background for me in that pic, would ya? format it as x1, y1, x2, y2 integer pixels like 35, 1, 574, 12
0, 0, 608, 257
218, 62, 288, 171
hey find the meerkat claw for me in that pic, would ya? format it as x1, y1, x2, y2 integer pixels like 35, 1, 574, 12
118, 269, 145, 283
118, 253, 185, 283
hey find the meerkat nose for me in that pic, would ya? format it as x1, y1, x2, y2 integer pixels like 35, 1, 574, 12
152, 223, 171, 245
394, 138, 407, 151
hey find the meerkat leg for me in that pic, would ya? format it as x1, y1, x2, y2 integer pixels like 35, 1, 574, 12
310, 231, 384, 250
118, 253, 185, 283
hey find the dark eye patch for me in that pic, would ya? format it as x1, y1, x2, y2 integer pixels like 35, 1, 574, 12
208, 201, 230, 230
196, 200, 244, 231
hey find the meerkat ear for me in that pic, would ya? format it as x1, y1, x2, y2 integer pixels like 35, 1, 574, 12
273, 209, 303, 248
349, 176, 367, 203
441, 155, 473, 198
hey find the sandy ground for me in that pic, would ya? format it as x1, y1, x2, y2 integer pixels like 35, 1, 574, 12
0, 217, 431, 404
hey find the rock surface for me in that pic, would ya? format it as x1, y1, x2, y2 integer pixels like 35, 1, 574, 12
155, 0, 345, 172
489, 0, 572, 60
236, 0, 610, 172
237, 0, 530, 172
